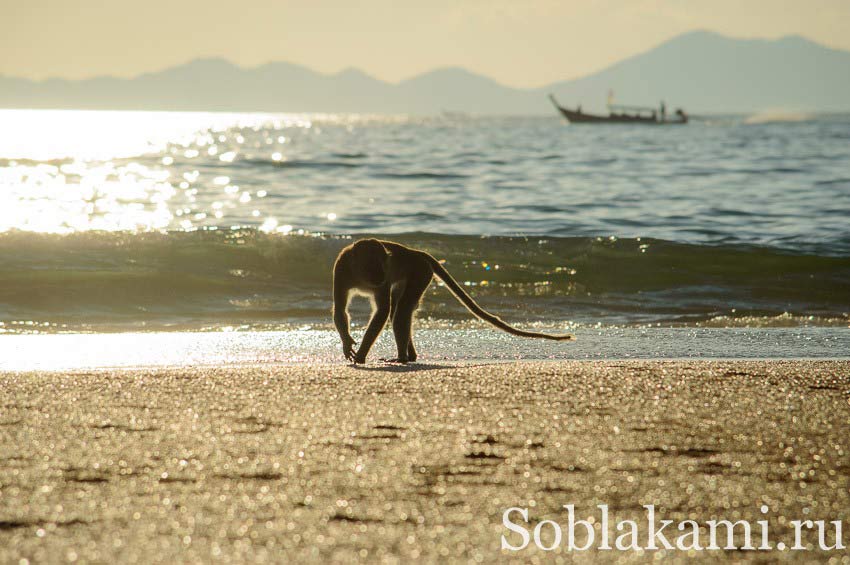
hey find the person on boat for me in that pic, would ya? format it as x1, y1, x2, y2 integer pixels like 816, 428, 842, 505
660, 101, 666, 122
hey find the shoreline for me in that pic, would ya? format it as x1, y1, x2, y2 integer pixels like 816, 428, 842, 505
1, 327, 848, 371
2, 359, 849, 562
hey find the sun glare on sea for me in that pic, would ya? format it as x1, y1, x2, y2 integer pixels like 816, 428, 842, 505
0, 109, 266, 161
0, 109, 321, 234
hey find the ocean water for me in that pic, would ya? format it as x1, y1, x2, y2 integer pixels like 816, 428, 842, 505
0, 109, 848, 338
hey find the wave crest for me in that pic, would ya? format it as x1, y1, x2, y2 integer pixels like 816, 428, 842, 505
0, 230, 847, 332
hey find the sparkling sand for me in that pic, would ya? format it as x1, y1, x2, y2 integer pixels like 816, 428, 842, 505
1, 360, 849, 563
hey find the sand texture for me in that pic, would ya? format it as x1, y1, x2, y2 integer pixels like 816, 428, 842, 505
1, 360, 849, 563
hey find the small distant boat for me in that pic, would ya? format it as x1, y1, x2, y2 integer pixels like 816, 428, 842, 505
441, 110, 469, 120
549, 94, 688, 125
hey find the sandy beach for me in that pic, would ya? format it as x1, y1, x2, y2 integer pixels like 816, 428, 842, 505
2, 360, 849, 562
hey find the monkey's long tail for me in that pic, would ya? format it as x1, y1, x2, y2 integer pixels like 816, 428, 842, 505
427, 255, 574, 341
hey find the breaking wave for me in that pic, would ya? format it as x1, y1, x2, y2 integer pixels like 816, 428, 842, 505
1, 230, 847, 333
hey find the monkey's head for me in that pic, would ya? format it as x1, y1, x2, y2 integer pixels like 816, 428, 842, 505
351, 239, 391, 287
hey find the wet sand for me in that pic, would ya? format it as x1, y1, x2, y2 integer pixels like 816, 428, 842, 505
1, 360, 848, 563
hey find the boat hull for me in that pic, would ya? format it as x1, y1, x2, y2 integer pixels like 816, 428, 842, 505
549, 96, 688, 125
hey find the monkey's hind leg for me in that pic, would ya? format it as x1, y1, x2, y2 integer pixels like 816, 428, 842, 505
389, 283, 404, 322
406, 336, 417, 362
390, 274, 430, 363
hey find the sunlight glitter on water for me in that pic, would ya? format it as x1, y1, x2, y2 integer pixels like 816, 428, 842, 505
0, 109, 322, 233
0, 109, 297, 161
0, 160, 177, 233
0, 328, 846, 371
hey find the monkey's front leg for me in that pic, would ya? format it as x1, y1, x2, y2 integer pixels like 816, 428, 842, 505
333, 286, 357, 361
341, 336, 357, 362
353, 290, 390, 364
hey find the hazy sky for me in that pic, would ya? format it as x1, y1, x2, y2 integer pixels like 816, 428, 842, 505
3, 0, 849, 87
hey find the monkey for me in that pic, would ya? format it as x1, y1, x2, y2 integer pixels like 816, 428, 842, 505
333, 238, 573, 364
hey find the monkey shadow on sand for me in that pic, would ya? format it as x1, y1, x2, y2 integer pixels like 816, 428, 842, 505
351, 362, 499, 373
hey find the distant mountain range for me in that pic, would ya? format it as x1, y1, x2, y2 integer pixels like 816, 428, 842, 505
2, 30, 849, 114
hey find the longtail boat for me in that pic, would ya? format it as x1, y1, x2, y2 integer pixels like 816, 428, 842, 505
549, 94, 688, 125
